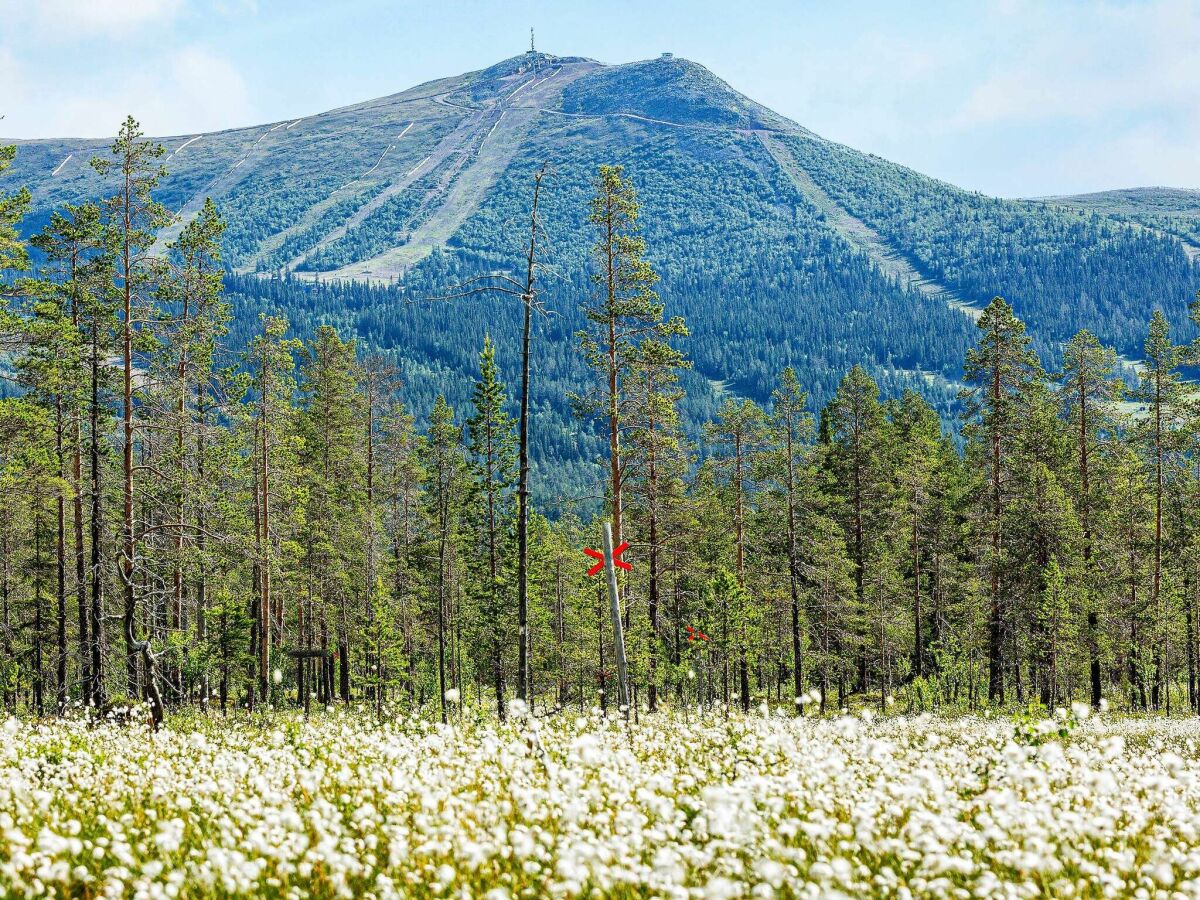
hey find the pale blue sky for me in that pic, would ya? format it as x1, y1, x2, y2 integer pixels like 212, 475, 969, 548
1, 0, 1197, 197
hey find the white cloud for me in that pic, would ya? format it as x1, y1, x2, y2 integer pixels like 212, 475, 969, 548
164, 46, 256, 133
0, 49, 29, 130
759, 0, 1200, 195
955, 0, 1200, 127
1, 44, 256, 139
0, 0, 183, 39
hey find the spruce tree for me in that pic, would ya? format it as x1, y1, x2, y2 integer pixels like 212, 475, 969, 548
298, 326, 365, 705
427, 396, 467, 723
824, 365, 891, 696
243, 315, 303, 708
465, 336, 518, 719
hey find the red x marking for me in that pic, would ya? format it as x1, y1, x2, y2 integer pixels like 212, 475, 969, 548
584, 542, 631, 577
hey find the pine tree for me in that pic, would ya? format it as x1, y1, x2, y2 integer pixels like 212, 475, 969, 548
29, 203, 111, 707
626, 336, 690, 712
91, 117, 171, 721
1133, 310, 1191, 709
768, 368, 813, 707
0, 144, 30, 279
574, 164, 684, 560
704, 398, 768, 709
157, 199, 227, 695
1059, 330, 1121, 707
961, 297, 1042, 704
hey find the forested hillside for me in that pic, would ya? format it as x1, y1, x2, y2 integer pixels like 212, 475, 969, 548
3, 50, 1197, 504
2, 120, 1200, 728
1034, 187, 1200, 255
786, 135, 1200, 364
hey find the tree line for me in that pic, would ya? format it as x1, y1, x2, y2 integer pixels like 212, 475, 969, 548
2, 119, 1199, 725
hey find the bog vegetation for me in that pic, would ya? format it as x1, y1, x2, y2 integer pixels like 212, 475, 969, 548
1, 119, 1200, 730
5, 707, 1200, 897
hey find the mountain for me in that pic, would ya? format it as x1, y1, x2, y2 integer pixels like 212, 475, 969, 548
1029, 187, 1200, 256
4, 51, 1198, 505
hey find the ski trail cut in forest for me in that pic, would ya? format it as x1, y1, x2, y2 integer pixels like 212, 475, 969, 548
320, 63, 598, 283
281, 106, 491, 272
756, 132, 982, 322
159, 126, 287, 247
235, 108, 474, 273
328, 122, 414, 198
1123, 221, 1200, 263
169, 136, 202, 158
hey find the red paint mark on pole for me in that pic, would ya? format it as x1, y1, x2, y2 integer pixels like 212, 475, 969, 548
584, 547, 604, 577
584, 541, 631, 577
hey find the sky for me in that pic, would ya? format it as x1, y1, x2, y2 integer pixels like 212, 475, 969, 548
0, 0, 1197, 198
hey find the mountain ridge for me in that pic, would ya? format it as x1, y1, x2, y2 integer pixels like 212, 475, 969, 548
3, 51, 1198, 502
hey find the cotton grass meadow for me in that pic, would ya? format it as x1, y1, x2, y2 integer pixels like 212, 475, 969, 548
4, 704, 1200, 898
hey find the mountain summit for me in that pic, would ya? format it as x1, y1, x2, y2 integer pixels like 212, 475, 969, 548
3, 52, 1199, 495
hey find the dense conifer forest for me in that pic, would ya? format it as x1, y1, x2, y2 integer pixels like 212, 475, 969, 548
3, 120, 1200, 724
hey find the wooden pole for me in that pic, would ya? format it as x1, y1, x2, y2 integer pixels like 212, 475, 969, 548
602, 521, 630, 716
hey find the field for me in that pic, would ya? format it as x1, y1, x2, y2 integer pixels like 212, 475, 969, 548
4, 705, 1200, 898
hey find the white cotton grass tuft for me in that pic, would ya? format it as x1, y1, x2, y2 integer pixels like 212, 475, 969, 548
444, 688, 461, 703
4, 707, 1200, 895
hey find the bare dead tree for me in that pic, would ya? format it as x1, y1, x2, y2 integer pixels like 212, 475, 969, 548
423, 162, 551, 703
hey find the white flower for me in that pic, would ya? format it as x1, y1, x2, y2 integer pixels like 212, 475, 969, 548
444, 688, 460, 703
272, 668, 283, 685
7, 695, 1200, 897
